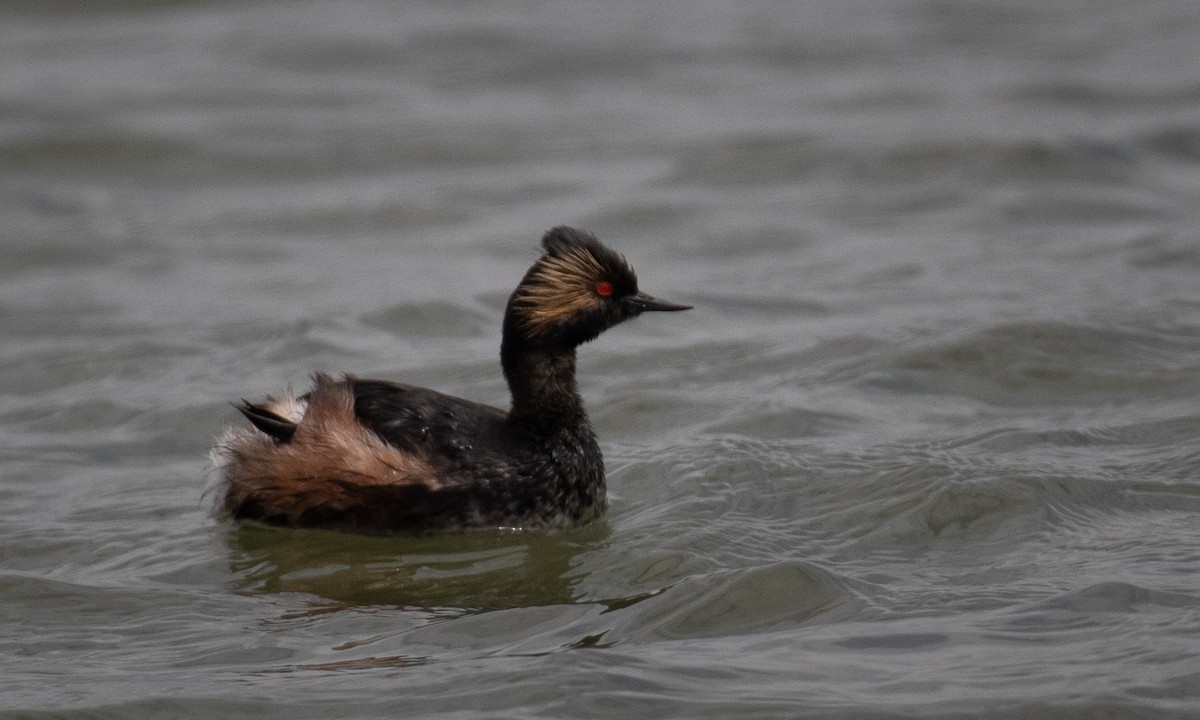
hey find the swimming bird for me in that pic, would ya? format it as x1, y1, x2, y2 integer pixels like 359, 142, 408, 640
211, 226, 691, 534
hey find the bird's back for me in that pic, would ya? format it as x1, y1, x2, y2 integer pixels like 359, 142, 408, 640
213, 373, 604, 534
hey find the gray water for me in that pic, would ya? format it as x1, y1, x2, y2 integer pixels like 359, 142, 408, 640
3, 1, 1200, 717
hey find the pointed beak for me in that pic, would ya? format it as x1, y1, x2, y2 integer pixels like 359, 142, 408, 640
624, 291, 693, 313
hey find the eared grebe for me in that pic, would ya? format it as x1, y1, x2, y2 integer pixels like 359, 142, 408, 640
211, 226, 691, 534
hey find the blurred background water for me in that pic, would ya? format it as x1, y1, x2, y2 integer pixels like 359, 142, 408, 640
2, 1, 1200, 718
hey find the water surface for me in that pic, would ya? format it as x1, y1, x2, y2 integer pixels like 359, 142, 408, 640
2, 1, 1200, 718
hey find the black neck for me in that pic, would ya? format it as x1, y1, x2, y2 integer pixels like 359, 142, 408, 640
500, 320, 586, 426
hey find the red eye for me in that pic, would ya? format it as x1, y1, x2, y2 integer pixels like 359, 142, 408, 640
595, 281, 614, 297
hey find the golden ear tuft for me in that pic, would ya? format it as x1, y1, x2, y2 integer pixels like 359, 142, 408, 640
512, 249, 607, 336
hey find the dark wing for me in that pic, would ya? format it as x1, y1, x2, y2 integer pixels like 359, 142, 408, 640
348, 378, 508, 460
233, 479, 482, 535
236, 400, 296, 442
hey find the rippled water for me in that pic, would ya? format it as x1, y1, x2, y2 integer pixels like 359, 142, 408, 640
3, 1, 1200, 718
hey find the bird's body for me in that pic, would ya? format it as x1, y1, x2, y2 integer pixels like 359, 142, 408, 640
210, 226, 690, 535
